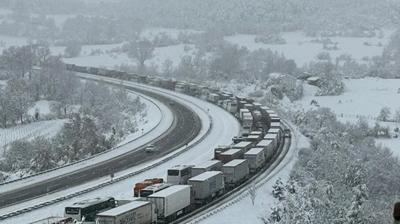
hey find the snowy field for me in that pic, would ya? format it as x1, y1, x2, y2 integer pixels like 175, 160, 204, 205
62, 43, 196, 71
295, 78, 400, 123
294, 78, 400, 157
0, 119, 65, 156
225, 30, 394, 67
0, 35, 27, 51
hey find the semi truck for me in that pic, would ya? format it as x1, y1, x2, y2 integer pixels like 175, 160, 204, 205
188, 171, 225, 204
146, 185, 191, 222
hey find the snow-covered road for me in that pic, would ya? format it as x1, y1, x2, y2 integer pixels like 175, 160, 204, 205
0, 75, 241, 224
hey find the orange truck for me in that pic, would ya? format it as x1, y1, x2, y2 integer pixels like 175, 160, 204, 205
133, 178, 164, 197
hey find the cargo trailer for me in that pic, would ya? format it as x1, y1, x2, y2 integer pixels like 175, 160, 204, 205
188, 171, 225, 204
244, 148, 266, 173
96, 201, 155, 224
218, 149, 244, 164
222, 159, 249, 188
147, 185, 191, 221
191, 160, 223, 177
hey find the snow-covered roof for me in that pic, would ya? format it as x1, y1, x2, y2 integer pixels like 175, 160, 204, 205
256, 140, 273, 147
250, 131, 263, 135
148, 185, 190, 198
168, 165, 193, 171
193, 160, 221, 169
223, 159, 247, 167
268, 128, 281, 133
97, 201, 150, 217
189, 171, 222, 182
233, 141, 252, 148
307, 76, 320, 82
264, 134, 277, 139
244, 148, 264, 155
221, 148, 242, 155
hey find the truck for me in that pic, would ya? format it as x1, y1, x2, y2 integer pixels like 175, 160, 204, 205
264, 133, 278, 149
133, 178, 164, 197
139, 183, 172, 198
232, 141, 254, 151
96, 201, 156, 224
218, 149, 244, 164
222, 159, 249, 188
244, 148, 266, 173
239, 108, 250, 120
214, 145, 232, 160
256, 139, 275, 161
242, 112, 253, 130
188, 171, 225, 204
191, 160, 223, 177
147, 185, 192, 222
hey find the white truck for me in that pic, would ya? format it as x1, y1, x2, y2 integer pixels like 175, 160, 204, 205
146, 185, 191, 222
188, 171, 225, 204
244, 148, 266, 173
191, 160, 222, 177
96, 201, 156, 224
222, 159, 249, 188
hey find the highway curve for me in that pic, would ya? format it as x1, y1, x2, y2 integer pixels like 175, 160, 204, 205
0, 78, 202, 208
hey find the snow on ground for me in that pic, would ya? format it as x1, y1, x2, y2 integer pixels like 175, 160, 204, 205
62, 44, 195, 71
141, 27, 202, 40
294, 77, 400, 157
0, 77, 241, 224
27, 100, 54, 117
0, 35, 28, 51
116, 91, 161, 147
225, 30, 394, 67
0, 119, 65, 157
296, 78, 400, 124
0, 89, 167, 192
376, 138, 400, 158
198, 123, 308, 224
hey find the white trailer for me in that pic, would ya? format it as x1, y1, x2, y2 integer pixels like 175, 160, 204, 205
244, 148, 266, 173
188, 171, 225, 204
192, 160, 222, 177
242, 112, 253, 130
147, 185, 191, 221
96, 201, 155, 224
232, 141, 253, 151
264, 133, 278, 149
222, 159, 249, 188
239, 108, 250, 120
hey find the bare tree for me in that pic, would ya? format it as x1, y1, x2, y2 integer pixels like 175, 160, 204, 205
248, 182, 257, 206
125, 39, 155, 73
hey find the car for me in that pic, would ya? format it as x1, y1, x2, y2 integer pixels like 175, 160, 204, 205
145, 144, 158, 153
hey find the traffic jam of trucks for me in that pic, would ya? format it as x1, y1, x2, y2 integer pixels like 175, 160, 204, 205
44, 65, 291, 224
